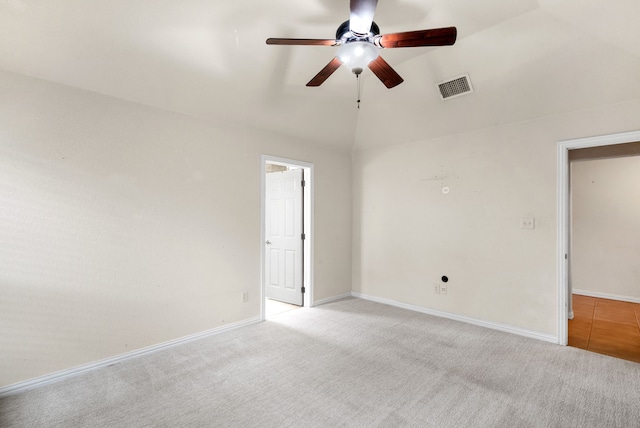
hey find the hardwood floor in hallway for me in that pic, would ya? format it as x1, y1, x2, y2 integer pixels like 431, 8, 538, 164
569, 294, 640, 363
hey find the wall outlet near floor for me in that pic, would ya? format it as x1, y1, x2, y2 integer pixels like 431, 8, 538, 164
520, 217, 535, 229
440, 284, 447, 295
241, 291, 248, 303
434, 284, 440, 294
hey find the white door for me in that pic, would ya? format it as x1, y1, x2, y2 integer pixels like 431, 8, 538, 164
265, 168, 304, 305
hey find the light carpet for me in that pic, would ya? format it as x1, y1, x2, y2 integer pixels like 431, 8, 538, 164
1, 297, 639, 427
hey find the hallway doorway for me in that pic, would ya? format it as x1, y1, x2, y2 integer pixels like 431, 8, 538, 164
261, 156, 313, 320
557, 130, 640, 346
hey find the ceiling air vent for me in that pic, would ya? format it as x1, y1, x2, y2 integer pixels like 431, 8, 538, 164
436, 74, 473, 100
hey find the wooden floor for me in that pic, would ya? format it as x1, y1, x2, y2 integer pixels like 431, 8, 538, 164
569, 294, 640, 363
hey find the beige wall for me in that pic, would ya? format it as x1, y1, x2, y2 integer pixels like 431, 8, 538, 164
4, 63, 640, 389
0, 70, 352, 387
571, 155, 640, 300
352, 99, 640, 337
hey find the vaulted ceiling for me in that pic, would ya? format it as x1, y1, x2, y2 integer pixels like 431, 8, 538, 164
2, 0, 640, 152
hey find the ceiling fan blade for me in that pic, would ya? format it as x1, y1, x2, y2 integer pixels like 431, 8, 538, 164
266, 38, 339, 46
350, 0, 378, 35
378, 27, 457, 48
307, 57, 343, 87
368, 56, 404, 88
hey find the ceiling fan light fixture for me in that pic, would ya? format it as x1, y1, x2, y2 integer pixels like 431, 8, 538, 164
266, 0, 457, 88
337, 42, 379, 74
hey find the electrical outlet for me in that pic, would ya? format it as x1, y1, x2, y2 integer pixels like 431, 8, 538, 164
440, 284, 447, 295
434, 284, 440, 294
241, 291, 248, 303
520, 217, 535, 229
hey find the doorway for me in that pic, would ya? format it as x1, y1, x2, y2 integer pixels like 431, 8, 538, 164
557, 130, 640, 346
567, 143, 640, 361
261, 155, 313, 320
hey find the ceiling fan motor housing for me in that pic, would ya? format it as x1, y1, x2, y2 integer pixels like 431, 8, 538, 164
336, 20, 380, 42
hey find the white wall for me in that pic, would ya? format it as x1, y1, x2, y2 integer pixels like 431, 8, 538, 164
571, 155, 640, 300
352, 99, 640, 337
0, 70, 352, 388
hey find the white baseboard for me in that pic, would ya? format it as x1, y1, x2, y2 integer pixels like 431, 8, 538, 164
0, 316, 262, 398
351, 292, 558, 344
0, 292, 566, 397
573, 289, 640, 304
313, 293, 353, 307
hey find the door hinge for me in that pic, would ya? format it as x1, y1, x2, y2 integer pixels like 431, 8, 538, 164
301, 233, 306, 240
301, 180, 306, 187
301, 286, 306, 294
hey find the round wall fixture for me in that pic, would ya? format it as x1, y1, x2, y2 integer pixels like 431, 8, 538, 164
442, 186, 450, 194
441, 276, 448, 283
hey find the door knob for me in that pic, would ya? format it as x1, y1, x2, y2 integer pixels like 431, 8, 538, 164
265, 240, 272, 245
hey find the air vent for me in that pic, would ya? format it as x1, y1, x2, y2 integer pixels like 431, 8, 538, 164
436, 74, 473, 100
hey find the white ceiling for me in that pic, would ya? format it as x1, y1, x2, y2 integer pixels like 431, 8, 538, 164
2, 0, 640, 151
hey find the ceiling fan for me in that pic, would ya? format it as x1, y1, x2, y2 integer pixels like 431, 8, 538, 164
266, 0, 457, 89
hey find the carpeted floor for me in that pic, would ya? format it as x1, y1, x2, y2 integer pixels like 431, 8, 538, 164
2, 297, 639, 427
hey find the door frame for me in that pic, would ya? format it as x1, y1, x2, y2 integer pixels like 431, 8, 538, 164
260, 155, 313, 321
557, 130, 640, 345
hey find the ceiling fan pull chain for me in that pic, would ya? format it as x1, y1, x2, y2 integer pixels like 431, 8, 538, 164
356, 73, 361, 109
